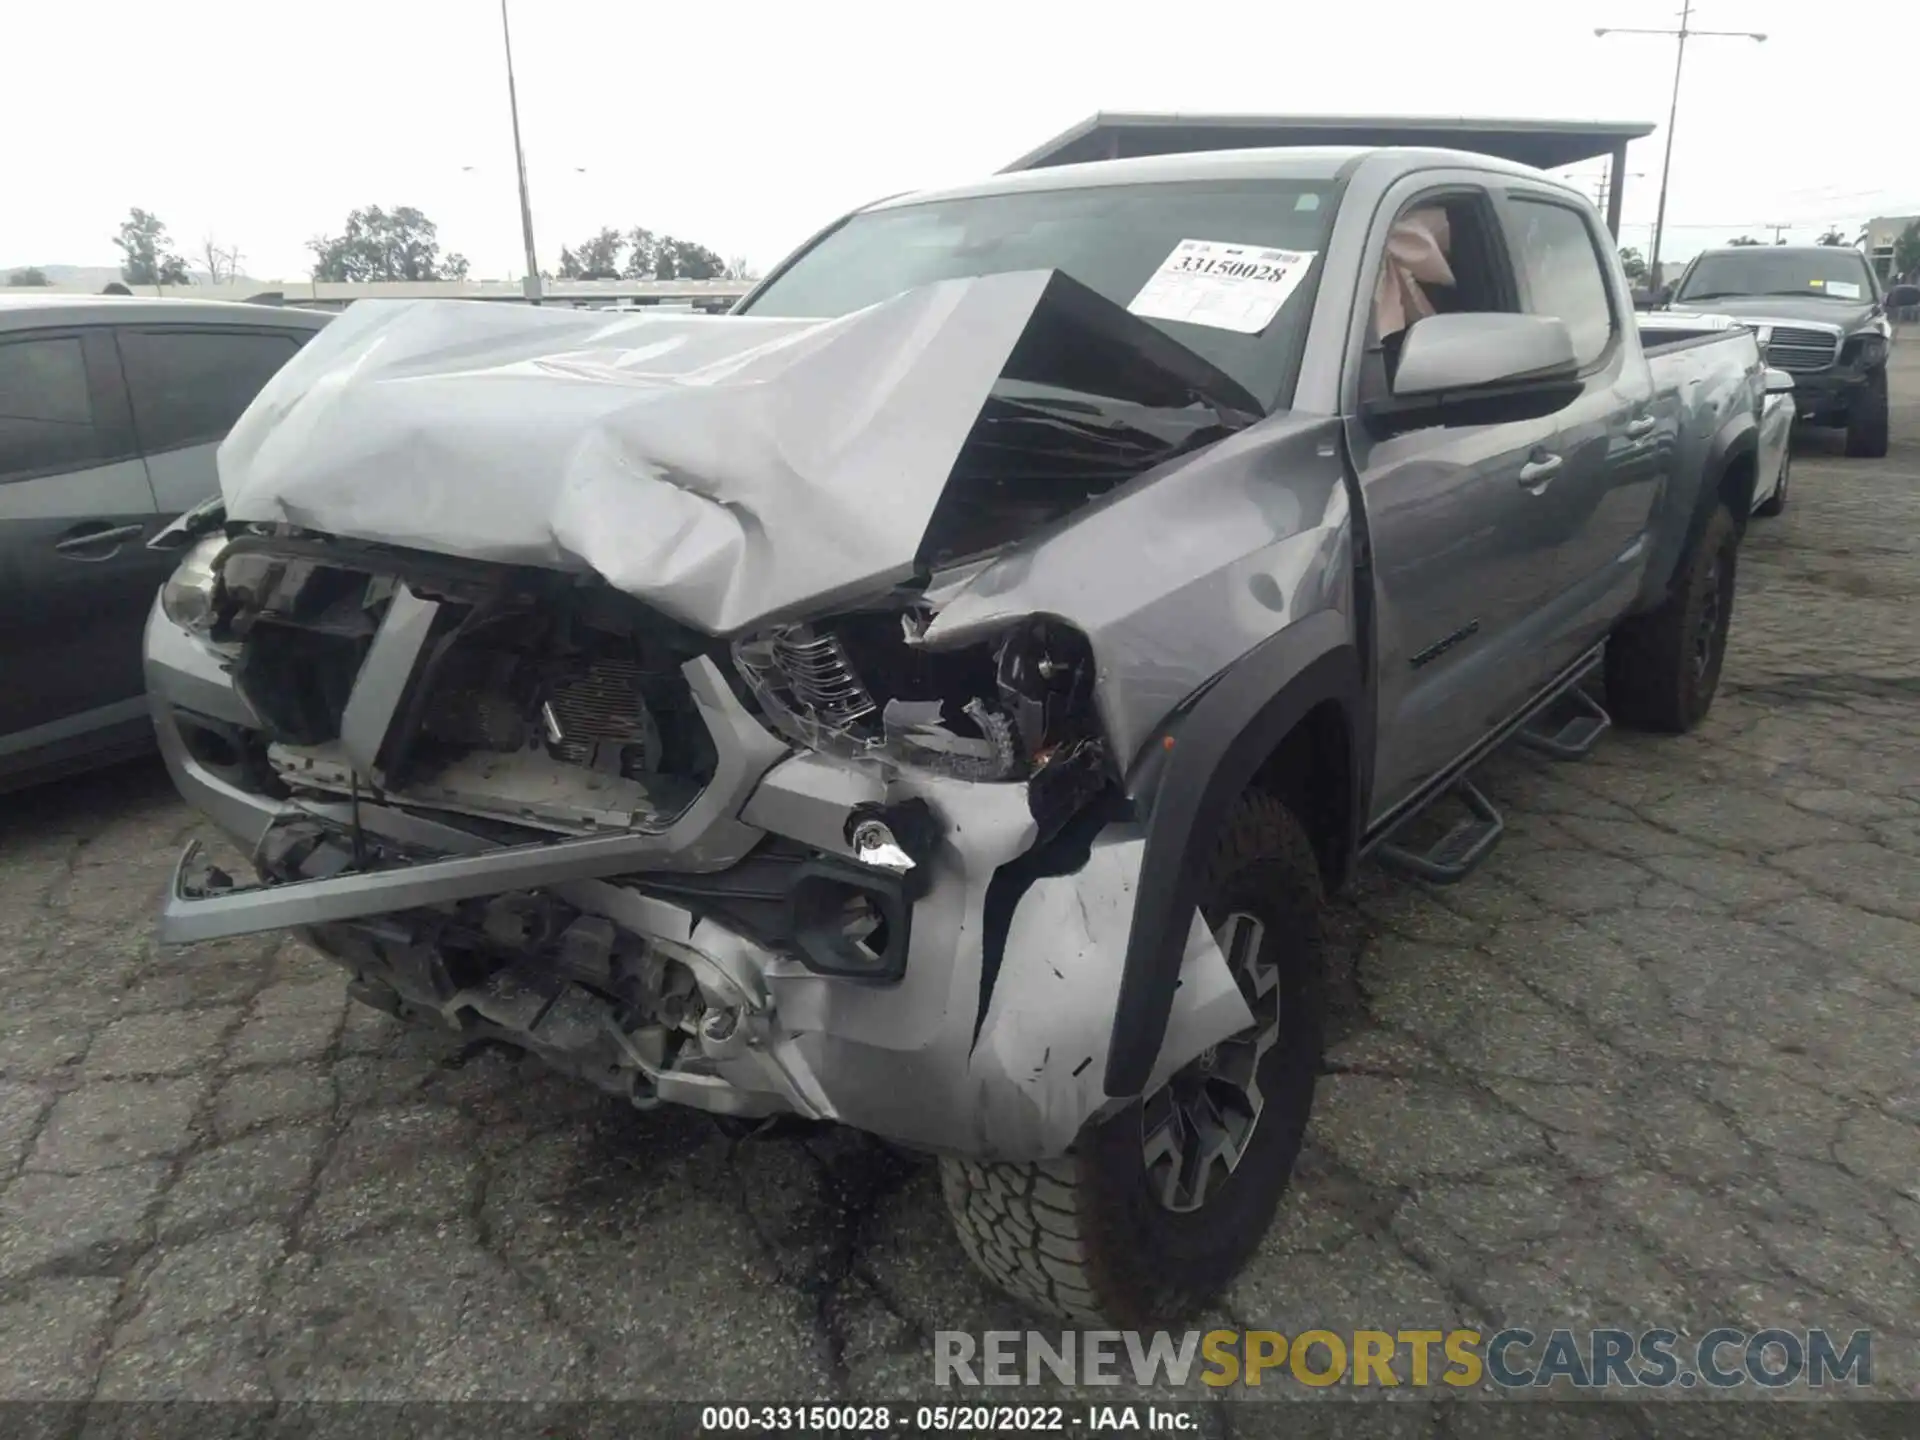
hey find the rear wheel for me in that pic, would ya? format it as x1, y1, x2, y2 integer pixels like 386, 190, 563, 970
1844, 369, 1889, 459
939, 793, 1325, 1324
1604, 503, 1738, 734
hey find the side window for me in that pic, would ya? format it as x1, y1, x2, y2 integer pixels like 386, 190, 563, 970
0, 336, 105, 483
1507, 199, 1615, 368
1367, 189, 1520, 392
118, 329, 300, 455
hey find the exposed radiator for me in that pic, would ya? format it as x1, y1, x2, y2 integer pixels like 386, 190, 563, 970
542, 658, 659, 772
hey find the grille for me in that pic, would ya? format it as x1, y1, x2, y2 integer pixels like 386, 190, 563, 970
1763, 326, 1840, 373
542, 658, 657, 770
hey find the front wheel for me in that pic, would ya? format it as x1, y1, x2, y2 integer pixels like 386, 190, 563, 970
1604, 503, 1739, 734
1844, 369, 1889, 459
939, 793, 1325, 1324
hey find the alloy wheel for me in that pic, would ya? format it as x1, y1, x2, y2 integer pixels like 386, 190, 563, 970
1140, 910, 1282, 1213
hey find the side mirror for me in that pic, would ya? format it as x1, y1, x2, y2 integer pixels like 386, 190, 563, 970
1392, 313, 1579, 397
1368, 313, 1582, 433
1763, 367, 1795, 396
1887, 284, 1920, 309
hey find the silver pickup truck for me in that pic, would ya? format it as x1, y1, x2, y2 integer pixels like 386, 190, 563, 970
143, 144, 1764, 1324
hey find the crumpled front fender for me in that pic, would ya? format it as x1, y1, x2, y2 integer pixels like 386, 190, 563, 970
966, 826, 1253, 1158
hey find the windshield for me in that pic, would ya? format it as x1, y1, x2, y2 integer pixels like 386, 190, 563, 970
741, 178, 1341, 410
1676, 249, 1878, 304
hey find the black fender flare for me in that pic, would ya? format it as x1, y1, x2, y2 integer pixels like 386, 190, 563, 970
1105, 613, 1362, 1098
1685, 413, 1759, 555
1640, 411, 1759, 616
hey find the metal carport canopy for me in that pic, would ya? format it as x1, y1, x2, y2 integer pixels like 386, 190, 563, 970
1000, 112, 1656, 237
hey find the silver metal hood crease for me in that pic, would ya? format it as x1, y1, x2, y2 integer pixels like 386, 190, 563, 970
217, 275, 1059, 635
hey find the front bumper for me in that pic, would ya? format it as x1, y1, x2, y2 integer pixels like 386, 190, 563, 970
143, 596, 1251, 1160
1779, 363, 1875, 422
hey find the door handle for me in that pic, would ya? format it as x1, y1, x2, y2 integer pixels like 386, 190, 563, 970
1518, 454, 1562, 490
1626, 415, 1658, 439
54, 523, 145, 556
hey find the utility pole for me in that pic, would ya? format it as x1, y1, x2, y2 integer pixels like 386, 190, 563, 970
500, 0, 542, 303
1597, 2, 1766, 290
1766, 222, 1789, 244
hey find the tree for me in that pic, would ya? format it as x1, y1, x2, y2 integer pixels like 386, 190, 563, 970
5, 267, 50, 287
1617, 247, 1648, 284
1817, 228, 1850, 247
114, 208, 192, 285
201, 237, 244, 283
725, 256, 760, 282
621, 227, 660, 280
662, 239, 727, 280
557, 227, 625, 280
1894, 220, 1920, 281
309, 206, 470, 282
1726, 235, 1763, 247
615, 229, 727, 280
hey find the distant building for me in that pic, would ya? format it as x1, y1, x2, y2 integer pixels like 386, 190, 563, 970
1864, 216, 1918, 281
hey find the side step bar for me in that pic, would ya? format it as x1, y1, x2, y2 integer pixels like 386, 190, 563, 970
1360, 644, 1610, 886
1372, 777, 1504, 885
1517, 686, 1612, 760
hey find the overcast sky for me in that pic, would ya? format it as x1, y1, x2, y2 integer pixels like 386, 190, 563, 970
4, 0, 1907, 280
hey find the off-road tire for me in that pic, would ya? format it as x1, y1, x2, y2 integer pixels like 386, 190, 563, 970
1754, 447, 1790, 518
1844, 368, 1890, 459
1604, 502, 1738, 734
939, 792, 1325, 1324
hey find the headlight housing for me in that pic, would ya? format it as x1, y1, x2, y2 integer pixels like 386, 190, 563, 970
159, 535, 226, 634
1844, 332, 1888, 369
732, 612, 1104, 789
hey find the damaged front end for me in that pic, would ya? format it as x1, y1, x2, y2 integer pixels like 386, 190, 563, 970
146, 272, 1297, 1159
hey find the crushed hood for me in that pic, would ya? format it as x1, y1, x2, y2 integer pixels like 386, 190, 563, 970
220, 273, 1259, 635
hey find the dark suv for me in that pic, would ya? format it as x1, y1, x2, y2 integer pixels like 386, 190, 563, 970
1665, 245, 1920, 457
0, 296, 329, 789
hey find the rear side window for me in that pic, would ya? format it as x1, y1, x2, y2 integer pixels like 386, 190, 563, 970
1507, 199, 1616, 368
0, 335, 104, 483
118, 329, 300, 455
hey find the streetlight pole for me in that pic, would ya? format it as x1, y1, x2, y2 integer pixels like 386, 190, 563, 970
1597, 2, 1766, 291
499, 0, 542, 302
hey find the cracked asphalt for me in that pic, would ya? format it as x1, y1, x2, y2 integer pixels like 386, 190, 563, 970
1, 346, 1916, 1419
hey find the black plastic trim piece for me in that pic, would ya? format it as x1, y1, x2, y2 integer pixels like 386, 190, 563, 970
1104, 640, 1360, 1098
786, 859, 913, 982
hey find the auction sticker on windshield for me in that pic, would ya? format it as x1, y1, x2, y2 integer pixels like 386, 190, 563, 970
1129, 239, 1317, 334
1821, 279, 1862, 299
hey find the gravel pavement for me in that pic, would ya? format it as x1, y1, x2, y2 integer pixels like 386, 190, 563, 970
2, 341, 1916, 1418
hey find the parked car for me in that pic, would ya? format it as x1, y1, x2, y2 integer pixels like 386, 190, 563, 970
145, 145, 1764, 1323
1663, 245, 1920, 458
0, 296, 330, 790
1640, 310, 1796, 516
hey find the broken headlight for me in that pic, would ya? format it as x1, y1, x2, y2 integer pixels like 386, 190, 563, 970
732, 611, 1105, 794
159, 535, 227, 635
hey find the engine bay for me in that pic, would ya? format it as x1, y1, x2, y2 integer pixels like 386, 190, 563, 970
215, 540, 722, 835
